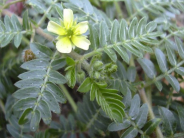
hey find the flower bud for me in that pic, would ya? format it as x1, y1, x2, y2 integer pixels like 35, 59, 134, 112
93, 61, 103, 70
77, 71, 85, 83
94, 71, 101, 79
109, 64, 118, 73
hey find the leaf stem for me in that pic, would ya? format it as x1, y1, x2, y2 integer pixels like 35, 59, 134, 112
32, 51, 58, 113
144, 60, 184, 88
59, 84, 77, 113
2, 0, 24, 9
37, 0, 58, 27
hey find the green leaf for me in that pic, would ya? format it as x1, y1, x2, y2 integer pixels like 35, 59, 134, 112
37, 100, 51, 124
65, 66, 76, 88
127, 66, 136, 82
155, 48, 168, 72
89, 24, 99, 50
104, 48, 117, 62
108, 120, 131, 131
14, 33, 22, 48
113, 46, 129, 64
51, 58, 66, 70
165, 75, 180, 92
143, 118, 161, 135
42, 91, 60, 114
119, 19, 128, 41
175, 67, 184, 76
26, 0, 47, 13
78, 77, 92, 93
129, 94, 140, 120
116, 61, 127, 80
30, 110, 41, 131
13, 87, 39, 99
46, 82, 66, 103
4, 15, 14, 32
94, 85, 125, 122
13, 98, 36, 111
19, 108, 33, 125
175, 37, 184, 59
110, 19, 119, 43
176, 105, 184, 131
137, 58, 156, 79
128, 17, 138, 38
11, 14, 22, 30
14, 78, 43, 89
122, 88, 132, 108
90, 83, 97, 101
159, 107, 176, 136
49, 70, 67, 84
18, 70, 46, 80
120, 127, 138, 138
55, 6, 63, 18
7, 125, 20, 138
122, 43, 143, 58
31, 43, 53, 59
66, 57, 75, 66
145, 21, 157, 32
82, 0, 94, 14
135, 104, 148, 129
23, 10, 31, 30
11, 15, 22, 48
99, 21, 108, 47
154, 81, 163, 91
131, 41, 153, 53
165, 42, 177, 66
137, 17, 147, 35
21, 59, 49, 70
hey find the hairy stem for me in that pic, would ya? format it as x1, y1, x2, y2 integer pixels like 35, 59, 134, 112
139, 89, 164, 138
59, 84, 77, 113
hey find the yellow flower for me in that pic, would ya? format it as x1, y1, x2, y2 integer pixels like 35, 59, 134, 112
47, 9, 91, 53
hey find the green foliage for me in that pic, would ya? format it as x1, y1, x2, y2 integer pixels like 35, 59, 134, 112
1, 0, 184, 138
108, 92, 160, 138
78, 77, 125, 123
0, 11, 32, 48
13, 43, 67, 131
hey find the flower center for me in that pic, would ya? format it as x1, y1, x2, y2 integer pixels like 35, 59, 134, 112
67, 29, 74, 38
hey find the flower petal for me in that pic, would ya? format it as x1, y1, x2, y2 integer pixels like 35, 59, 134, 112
47, 21, 66, 35
56, 37, 72, 53
72, 36, 90, 50
74, 21, 89, 35
63, 9, 73, 29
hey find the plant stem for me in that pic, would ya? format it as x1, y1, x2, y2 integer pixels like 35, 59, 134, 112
139, 89, 164, 138
0, 99, 5, 114
2, 0, 24, 9
59, 84, 77, 113
166, 91, 173, 109
22, 36, 30, 45
114, 1, 124, 19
